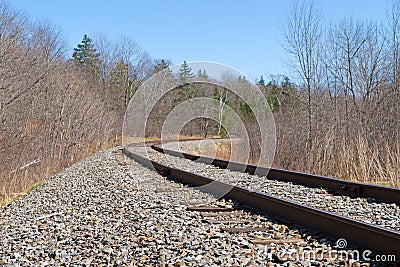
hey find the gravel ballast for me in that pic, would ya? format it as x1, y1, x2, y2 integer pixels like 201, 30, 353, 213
135, 143, 400, 233
0, 148, 383, 266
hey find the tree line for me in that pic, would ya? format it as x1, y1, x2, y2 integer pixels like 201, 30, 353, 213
274, 0, 400, 186
65, 0, 400, 187
0, 1, 211, 203
0, 2, 146, 203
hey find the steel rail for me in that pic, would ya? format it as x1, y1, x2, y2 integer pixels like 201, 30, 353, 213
151, 145, 400, 204
123, 146, 400, 258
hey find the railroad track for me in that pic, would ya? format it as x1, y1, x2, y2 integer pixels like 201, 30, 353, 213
123, 141, 400, 263
152, 144, 400, 204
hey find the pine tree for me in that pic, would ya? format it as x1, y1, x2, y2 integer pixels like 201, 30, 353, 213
257, 75, 265, 86
197, 69, 208, 80
110, 58, 133, 108
178, 61, 193, 83
72, 34, 100, 75
177, 61, 197, 135
153, 59, 170, 74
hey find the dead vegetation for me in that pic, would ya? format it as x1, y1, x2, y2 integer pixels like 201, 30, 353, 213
0, 2, 120, 204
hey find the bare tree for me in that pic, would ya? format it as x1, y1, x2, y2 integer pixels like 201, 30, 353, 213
283, 0, 322, 170
94, 32, 114, 93
94, 34, 152, 111
274, 1, 400, 185
387, 0, 400, 143
0, 1, 29, 116
0, 3, 120, 203
114, 36, 152, 107
29, 19, 66, 61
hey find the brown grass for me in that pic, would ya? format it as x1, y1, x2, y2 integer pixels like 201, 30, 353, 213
195, 138, 399, 188
0, 140, 115, 206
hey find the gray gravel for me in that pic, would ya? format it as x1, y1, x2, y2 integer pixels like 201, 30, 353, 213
134, 143, 400, 233
0, 148, 372, 266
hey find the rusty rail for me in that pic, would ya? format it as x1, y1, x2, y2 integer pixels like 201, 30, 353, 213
123, 146, 400, 258
151, 145, 400, 204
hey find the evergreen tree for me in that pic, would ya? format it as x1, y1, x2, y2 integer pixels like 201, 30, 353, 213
153, 59, 170, 74
280, 76, 300, 108
177, 61, 197, 135
257, 75, 265, 86
178, 61, 193, 83
110, 58, 133, 108
266, 83, 281, 112
197, 69, 208, 80
72, 34, 100, 75
263, 76, 300, 111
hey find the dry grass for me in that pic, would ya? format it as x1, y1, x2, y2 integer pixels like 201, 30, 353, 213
188, 142, 232, 159
123, 134, 221, 146
0, 141, 113, 206
196, 138, 399, 188
2, 181, 44, 206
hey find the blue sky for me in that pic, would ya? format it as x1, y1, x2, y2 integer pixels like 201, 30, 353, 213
11, 0, 388, 81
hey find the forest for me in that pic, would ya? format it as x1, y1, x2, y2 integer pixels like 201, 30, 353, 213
0, 1, 399, 204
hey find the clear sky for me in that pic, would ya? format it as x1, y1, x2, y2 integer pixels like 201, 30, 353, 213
11, 0, 388, 81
